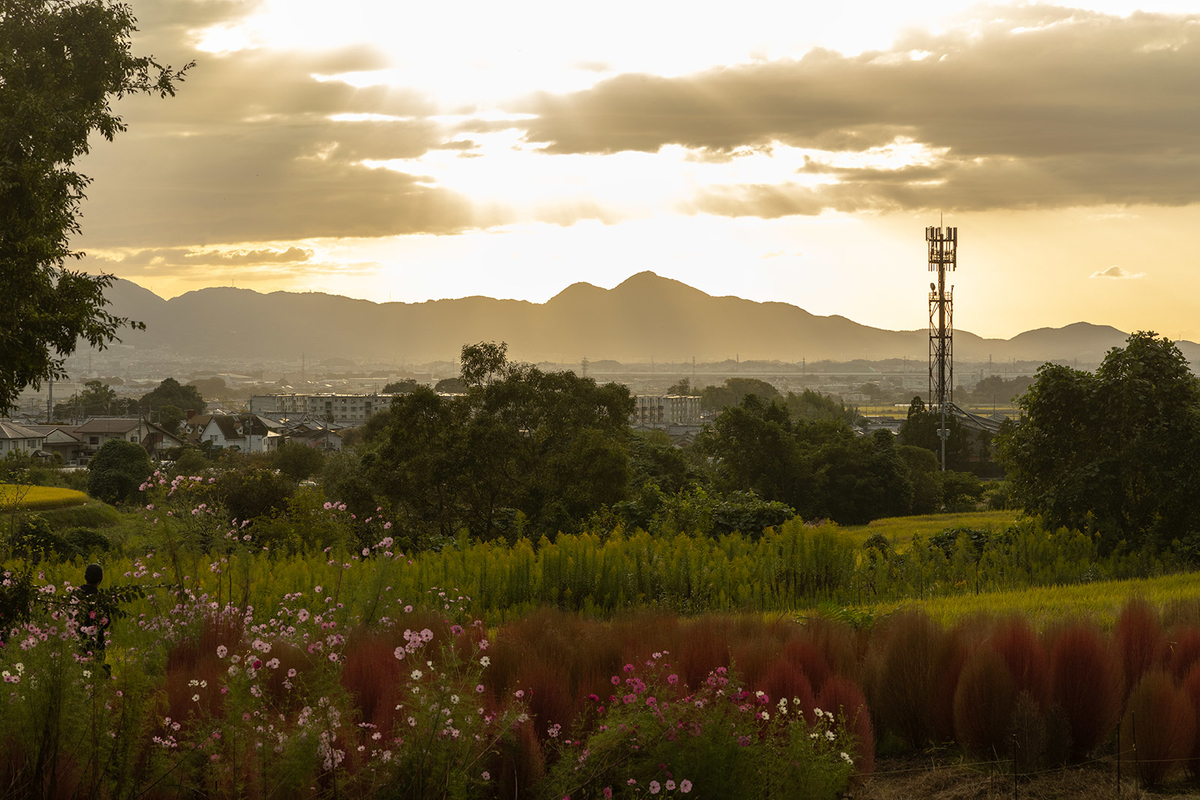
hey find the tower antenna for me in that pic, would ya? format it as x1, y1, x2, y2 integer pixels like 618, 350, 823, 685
926, 222, 958, 469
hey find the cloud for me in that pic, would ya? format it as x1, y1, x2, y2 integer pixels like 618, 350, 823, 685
519, 8, 1200, 214
1090, 265, 1144, 279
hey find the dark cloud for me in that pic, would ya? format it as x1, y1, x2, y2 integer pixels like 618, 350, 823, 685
522, 8, 1200, 213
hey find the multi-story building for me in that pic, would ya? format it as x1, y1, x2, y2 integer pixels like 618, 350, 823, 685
630, 395, 702, 430
249, 393, 393, 427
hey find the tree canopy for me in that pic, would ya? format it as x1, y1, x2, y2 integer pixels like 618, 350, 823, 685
996, 332, 1200, 554
139, 377, 206, 415
0, 0, 190, 412
363, 342, 634, 545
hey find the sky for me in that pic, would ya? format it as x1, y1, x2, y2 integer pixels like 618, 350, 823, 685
72, 0, 1200, 341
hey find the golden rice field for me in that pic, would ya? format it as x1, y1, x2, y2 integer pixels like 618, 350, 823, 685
0, 484, 88, 511
840, 509, 1020, 549
848, 570, 1200, 629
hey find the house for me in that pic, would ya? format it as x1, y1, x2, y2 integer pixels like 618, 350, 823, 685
72, 418, 146, 460
0, 420, 47, 458
251, 392, 392, 426
140, 422, 187, 459
288, 426, 343, 452
195, 414, 281, 453
23, 425, 83, 464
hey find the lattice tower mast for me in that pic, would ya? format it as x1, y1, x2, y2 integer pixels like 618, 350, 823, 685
927, 225, 957, 409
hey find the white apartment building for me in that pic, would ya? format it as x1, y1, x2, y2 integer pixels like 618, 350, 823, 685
250, 393, 394, 427
630, 395, 702, 430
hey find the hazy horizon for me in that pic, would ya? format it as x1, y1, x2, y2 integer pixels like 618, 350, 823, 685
71, 0, 1200, 341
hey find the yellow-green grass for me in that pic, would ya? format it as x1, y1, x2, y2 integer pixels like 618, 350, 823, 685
0, 484, 88, 512
847, 570, 1200, 629
839, 509, 1020, 549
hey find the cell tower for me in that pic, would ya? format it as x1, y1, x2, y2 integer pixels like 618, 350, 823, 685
926, 224, 957, 409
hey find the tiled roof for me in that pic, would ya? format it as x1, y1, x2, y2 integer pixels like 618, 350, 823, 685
76, 418, 140, 434
0, 420, 43, 440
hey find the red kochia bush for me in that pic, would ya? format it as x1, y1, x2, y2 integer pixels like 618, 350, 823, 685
1120, 670, 1196, 787
988, 616, 1049, 706
1049, 622, 1123, 759
1181, 663, 1200, 777
1115, 599, 1167, 696
781, 636, 832, 694
863, 610, 961, 748
1168, 626, 1200, 682
953, 648, 1016, 758
819, 676, 875, 776
757, 662, 816, 723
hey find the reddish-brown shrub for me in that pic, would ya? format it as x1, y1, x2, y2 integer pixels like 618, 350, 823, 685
781, 636, 831, 693
513, 658, 575, 743
1181, 662, 1200, 777
493, 720, 545, 800
988, 616, 1049, 706
1115, 599, 1167, 696
1049, 622, 1123, 759
757, 661, 816, 723
1120, 670, 1196, 787
819, 676, 874, 775
1168, 626, 1200, 682
340, 631, 405, 735
863, 610, 960, 748
805, 616, 861, 680
730, 636, 783, 690
676, 616, 732, 689
953, 648, 1016, 758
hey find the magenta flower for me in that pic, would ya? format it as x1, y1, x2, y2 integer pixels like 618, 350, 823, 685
680, 779, 692, 793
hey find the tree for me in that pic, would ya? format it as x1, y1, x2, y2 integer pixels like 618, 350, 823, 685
140, 377, 206, 416
53, 379, 133, 420
272, 440, 325, 482
382, 379, 421, 394
433, 377, 468, 394
87, 438, 150, 505
0, 0, 191, 413
187, 376, 226, 400
665, 377, 692, 395
996, 332, 1200, 553
158, 404, 184, 434
365, 342, 634, 544
700, 377, 780, 412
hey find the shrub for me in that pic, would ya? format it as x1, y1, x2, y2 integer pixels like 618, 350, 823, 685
863, 610, 961, 748
953, 648, 1016, 758
1120, 670, 1195, 787
988, 616, 1049, 706
1049, 622, 1123, 759
1009, 692, 1048, 775
87, 439, 151, 505
818, 676, 874, 775
215, 467, 295, 523
1169, 626, 1200, 682
1115, 598, 1166, 695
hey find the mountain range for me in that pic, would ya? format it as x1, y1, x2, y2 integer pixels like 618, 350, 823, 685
103, 272, 1197, 366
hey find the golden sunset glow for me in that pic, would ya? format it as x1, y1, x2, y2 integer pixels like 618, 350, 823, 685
72, 0, 1200, 342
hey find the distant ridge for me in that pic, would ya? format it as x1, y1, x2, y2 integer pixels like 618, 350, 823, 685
102, 272, 1199, 365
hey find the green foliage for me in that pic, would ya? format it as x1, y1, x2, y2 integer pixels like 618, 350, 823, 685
215, 467, 295, 524
53, 379, 134, 420
433, 376, 468, 393
996, 332, 1200, 554
272, 440, 325, 482
700, 377, 781, 412
139, 376, 206, 415
86, 438, 151, 505
0, 0, 191, 413
157, 403, 184, 434
382, 378, 422, 394
365, 342, 634, 543
699, 396, 913, 525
